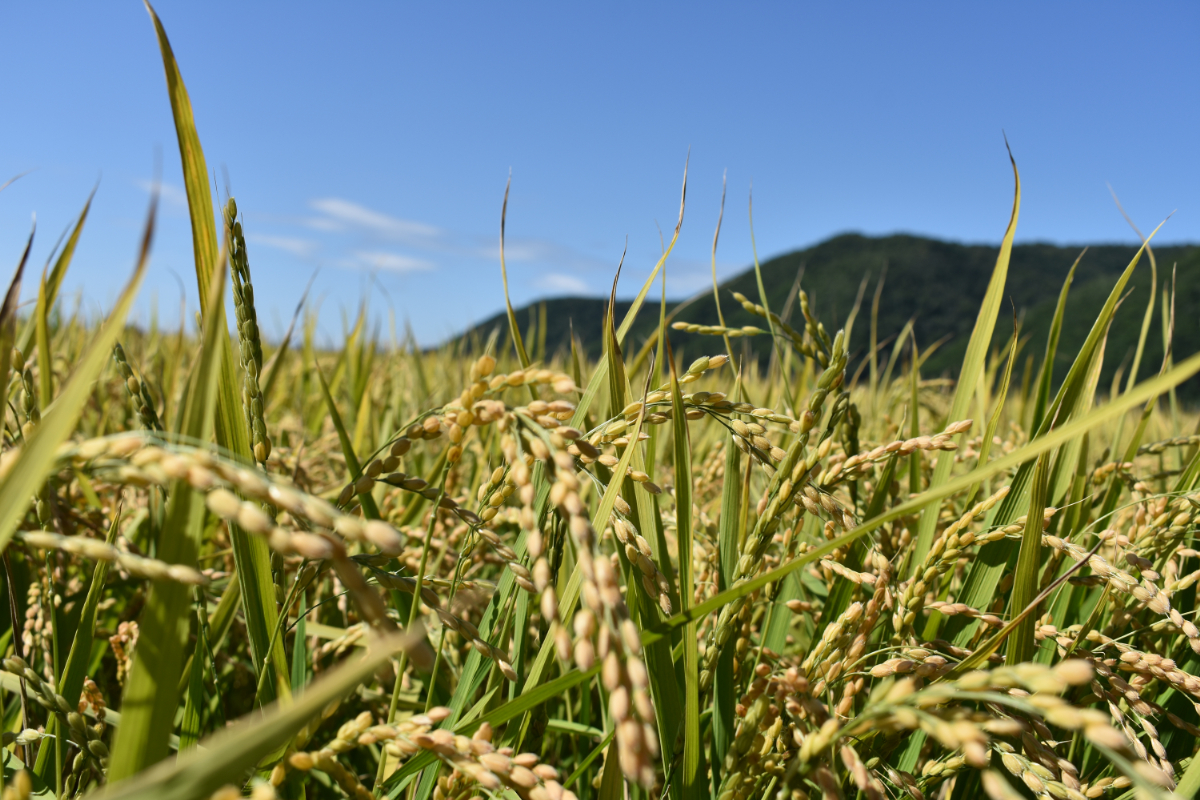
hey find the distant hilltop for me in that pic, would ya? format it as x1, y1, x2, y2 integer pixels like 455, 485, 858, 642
457, 233, 1200, 397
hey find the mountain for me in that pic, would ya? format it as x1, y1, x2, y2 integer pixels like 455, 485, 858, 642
459, 233, 1200, 397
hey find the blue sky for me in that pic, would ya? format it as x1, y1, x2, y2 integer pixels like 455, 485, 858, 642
1, 2, 1197, 345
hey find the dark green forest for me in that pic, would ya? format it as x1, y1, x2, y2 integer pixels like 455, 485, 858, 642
463, 233, 1200, 399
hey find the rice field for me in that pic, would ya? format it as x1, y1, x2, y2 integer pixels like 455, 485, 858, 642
4, 6, 1200, 800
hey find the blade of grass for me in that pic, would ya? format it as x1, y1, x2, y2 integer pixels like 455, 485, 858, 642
947, 222, 1164, 645
965, 314, 1019, 507
179, 601, 207, 751
1006, 451, 1050, 665
498, 175, 531, 368
315, 364, 380, 520
0, 201, 151, 555
599, 275, 683, 770
144, 0, 289, 699
107, 237, 227, 781
911, 144, 1019, 571
640, 345, 1200, 647
0, 226, 32, 407
97, 633, 420, 800
667, 336, 702, 799
19, 189, 94, 357
947, 536, 1102, 678
34, 268, 52, 409
32, 503, 121, 780
1030, 252, 1081, 432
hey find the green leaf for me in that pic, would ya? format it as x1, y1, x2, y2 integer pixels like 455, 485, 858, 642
710, 416, 741, 778
179, 602, 207, 751
1176, 744, 1200, 800
315, 364, 380, 519
748, 188, 796, 415
948, 223, 1163, 645
18, 189, 93, 357
291, 592, 309, 695
0, 226, 33, 411
599, 274, 683, 775
96, 633, 420, 800
32, 505, 121, 779
1006, 451, 1049, 665
965, 315, 1020, 507
596, 737, 624, 800
387, 665, 602, 796
565, 729, 616, 790
668, 337, 703, 799
911, 146, 1019, 571
2, 749, 53, 799
498, 177, 531, 369
641, 345, 1200, 647
0, 203, 151, 556
948, 536, 1101, 678
1030, 251, 1080, 432
107, 236, 227, 781
143, 0, 289, 699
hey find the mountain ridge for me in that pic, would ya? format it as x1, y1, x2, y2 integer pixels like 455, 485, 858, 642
458, 232, 1200, 397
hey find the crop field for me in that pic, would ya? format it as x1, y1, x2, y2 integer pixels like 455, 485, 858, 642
4, 7, 1200, 800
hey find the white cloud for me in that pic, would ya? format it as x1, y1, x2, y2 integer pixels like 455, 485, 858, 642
248, 234, 318, 258
536, 272, 590, 294
136, 179, 189, 209
351, 250, 435, 272
309, 198, 442, 242
291, 196, 621, 280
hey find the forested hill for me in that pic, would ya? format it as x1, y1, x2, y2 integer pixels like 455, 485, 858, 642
458, 233, 1200, 396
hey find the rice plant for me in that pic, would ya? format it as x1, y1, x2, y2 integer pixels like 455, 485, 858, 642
3, 6, 1200, 800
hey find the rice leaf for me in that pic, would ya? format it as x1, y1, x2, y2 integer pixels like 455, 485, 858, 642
0, 226, 33, 404
668, 336, 703, 798
178, 601, 207, 751
0, 201, 151, 555
1006, 451, 1049, 665
143, 1, 289, 699
748, 188, 796, 415
315, 364, 380, 519
107, 238, 227, 781
965, 314, 1019, 507
911, 146, 1019, 571
34, 268, 52, 408
1029, 251, 1081, 432
18, 189, 93, 356
947, 223, 1165, 645
31, 504, 121, 779
96, 633, 420, 800
498, 176, 531, 368
640, 344, 1200, 645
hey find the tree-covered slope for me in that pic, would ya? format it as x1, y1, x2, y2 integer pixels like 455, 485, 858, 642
460, 233, 1200, 396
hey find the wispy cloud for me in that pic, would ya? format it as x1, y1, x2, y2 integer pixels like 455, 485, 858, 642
259, 196, 624, 286
136, 179, 188, 209
308, 198, 442, 243
249, 234, 319, 258
349, 250, 435, 272
536, 272, 590, 294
